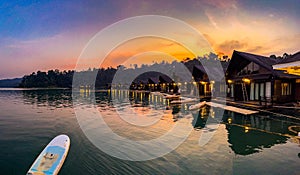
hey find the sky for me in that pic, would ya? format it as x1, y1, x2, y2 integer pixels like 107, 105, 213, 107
0, 0, 299, 79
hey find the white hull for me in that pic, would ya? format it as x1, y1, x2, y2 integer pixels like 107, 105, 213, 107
27, 135, 70, 175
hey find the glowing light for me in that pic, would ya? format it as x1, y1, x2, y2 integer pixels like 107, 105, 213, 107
242, 78, 251, 83
228, 118, 232, 124
227, 80, 233, 84
245, 126, 249, 133
200, 81, 206, 85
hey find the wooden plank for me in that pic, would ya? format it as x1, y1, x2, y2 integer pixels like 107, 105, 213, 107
206, 102, 258, 115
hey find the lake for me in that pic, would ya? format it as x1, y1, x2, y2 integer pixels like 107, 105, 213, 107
0, 89, 299, 174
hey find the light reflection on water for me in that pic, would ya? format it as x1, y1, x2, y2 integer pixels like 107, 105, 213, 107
0, 89, 299, 174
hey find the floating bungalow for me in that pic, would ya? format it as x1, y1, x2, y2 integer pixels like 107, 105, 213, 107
192, 64, 212, 97
128, 50, 299, 105
272, 52, 300, 101
226, 50, 300, 103
273, 52, 300, 76
192, 62, 227, 98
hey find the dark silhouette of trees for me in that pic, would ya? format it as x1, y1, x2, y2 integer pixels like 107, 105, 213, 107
20, 70, 74, 88
19, 52, 231, 89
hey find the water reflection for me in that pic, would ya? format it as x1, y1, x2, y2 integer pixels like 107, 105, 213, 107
226, 124, 287, 155
22, 89, 73, 108
19, 89, 300, 156
192, 106, 297, 155
1, 89, 300, 174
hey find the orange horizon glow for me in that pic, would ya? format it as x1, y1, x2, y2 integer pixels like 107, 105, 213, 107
0, 0, 299, 79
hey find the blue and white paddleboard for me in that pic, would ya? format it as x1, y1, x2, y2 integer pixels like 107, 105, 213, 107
27, 135, 70, 175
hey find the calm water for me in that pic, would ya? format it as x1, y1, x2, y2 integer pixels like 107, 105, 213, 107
0, 89, 299, 175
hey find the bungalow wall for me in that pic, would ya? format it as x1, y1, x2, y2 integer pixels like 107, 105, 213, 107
249, 81, 272, 101
296, 79, 300, 101
230, 79, 297, 103
273, 80, 294, 103
233, 83, 243, 101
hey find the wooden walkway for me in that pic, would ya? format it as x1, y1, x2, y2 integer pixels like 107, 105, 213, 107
206, 102, 259, 115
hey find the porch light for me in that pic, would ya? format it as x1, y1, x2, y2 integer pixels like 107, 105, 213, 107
244, 126, 249, 133
227, 80, 233, 84
242, 78, 251, 83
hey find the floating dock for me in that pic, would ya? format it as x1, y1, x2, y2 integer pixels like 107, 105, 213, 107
206, 102, 259, 115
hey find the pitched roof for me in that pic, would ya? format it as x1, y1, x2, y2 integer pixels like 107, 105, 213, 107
148, 77, 159, 84
276, 52, 300, 64
227, 50, 278, 73
159, 75, 173, 83
227, 50, 300, 79
193, 64, 225, 81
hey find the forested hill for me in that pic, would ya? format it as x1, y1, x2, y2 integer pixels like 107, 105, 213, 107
18, 53, 230, 89
0, 78, 22, 87
19, 68, 117, 89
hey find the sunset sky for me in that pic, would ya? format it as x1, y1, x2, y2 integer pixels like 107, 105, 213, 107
0, 0, 299, 79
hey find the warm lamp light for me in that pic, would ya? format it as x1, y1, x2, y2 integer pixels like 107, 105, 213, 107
242, 78, 251, 83
245, 126, 249, 133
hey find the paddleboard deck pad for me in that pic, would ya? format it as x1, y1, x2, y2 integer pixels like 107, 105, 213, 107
27, 135, 70, 175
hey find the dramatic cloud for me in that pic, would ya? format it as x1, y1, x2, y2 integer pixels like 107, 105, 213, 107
216, 40, 248, 54
0, 0, 299, 78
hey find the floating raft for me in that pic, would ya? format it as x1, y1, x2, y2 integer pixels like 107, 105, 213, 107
189, 101, 206, 110
171, 97, 197, 104
206, 102, 259, 115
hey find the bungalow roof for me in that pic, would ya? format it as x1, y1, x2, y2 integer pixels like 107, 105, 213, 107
159, 75, 173, 83
227, 50, 300, 79
227, 50, 278, 74
193, 64, 225, 81
148, 77, 159, 84
277, 52, 300, 64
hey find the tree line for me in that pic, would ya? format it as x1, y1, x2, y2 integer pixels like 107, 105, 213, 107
19, 53, 229, 88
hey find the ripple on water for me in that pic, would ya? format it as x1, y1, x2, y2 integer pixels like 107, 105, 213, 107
0, 89, 299, 174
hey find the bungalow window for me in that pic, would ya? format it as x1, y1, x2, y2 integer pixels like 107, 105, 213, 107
260, 83, 265, 98
250, 83, 254, 100
255, 83, 259, 100
281, 83, 292, 96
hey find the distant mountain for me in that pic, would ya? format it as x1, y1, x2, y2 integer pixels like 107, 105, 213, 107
0, 78, 22, 87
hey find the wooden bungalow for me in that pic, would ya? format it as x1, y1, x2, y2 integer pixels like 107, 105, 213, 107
192, 64, 211, 96
148, 77, 160, 91
273, 52, 300, 101
158, 75, 174, 93
226, 50, 300, 103
192, 63, 227, 97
